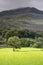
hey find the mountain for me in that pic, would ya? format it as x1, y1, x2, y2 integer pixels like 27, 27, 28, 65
0, 7, 43, 17
0, 7, 43, 31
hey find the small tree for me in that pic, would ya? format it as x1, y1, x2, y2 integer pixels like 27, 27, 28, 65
8, 36, 21, 51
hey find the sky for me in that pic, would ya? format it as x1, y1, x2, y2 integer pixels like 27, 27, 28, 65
0, 0, 43, 11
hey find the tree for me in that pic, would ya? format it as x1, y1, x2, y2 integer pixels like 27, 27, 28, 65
20, 38, 34, 47
4, 29, 18, 40
29, 31, 36, 39
8, 36, 21, 51
33, 37, 43, 48
0, 38, 6, 45
18, 29, 29, 38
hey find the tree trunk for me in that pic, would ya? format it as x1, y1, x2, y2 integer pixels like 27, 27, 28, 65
13, 47, 15, 51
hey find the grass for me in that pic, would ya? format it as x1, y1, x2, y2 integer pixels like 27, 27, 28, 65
0, 48, 43, 65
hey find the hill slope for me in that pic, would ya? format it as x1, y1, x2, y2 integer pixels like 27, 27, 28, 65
0, 7, 43, 31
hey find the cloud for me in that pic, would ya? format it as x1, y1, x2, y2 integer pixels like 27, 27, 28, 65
0, 0, 43, 11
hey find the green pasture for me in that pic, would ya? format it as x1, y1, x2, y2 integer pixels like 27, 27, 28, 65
0, 48, 43, 65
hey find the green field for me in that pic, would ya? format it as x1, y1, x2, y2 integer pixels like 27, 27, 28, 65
0, 48, 43, 65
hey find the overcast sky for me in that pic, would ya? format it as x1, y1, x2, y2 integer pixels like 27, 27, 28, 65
0, 0, 43, 11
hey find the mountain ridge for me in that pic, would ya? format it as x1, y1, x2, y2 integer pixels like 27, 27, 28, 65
0, 7, 43, 17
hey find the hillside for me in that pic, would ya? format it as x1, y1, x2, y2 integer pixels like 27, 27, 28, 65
0, 7, 43, 31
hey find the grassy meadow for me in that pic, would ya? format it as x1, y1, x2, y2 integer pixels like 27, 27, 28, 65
0, 48, 43, 65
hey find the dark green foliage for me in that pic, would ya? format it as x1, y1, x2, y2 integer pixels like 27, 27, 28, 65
18, 29, 29, 38
0, 38, 6, 45
4, 29, 18, 39
33, 37, 43, 48
21, 38, 34, 47
18, 29, 36, 39
3, 29, 37, 40
1, 28, 43, 39
2, 30, 8, 38
28, 31, 36, 39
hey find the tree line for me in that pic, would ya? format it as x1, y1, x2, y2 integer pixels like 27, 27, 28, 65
0, 28, 43, 50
